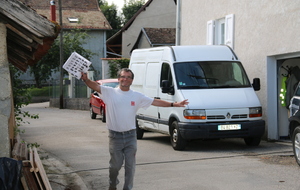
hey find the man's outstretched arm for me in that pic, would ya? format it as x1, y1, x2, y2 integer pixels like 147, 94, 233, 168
152, 99, 189, 107
81, 72, 101, 93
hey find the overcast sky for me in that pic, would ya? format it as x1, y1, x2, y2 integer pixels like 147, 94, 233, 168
106, 0, 125, 12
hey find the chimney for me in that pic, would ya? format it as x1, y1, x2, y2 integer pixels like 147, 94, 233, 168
50, 0, 56, 22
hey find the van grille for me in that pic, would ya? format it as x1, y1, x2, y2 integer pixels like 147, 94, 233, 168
207, 114, 247, 120
207, 115, 225, 119
231, 114, 247, 119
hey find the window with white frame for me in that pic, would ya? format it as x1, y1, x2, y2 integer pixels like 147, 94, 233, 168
207, 14, 235, 49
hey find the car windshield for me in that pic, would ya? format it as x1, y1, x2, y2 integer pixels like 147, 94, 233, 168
103, 82, 119, 88
174, 61, 251, 89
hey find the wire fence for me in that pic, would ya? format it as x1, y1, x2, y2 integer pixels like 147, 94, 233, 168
50, 79, 88, 98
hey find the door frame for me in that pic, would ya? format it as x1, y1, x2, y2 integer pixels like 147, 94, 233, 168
267, 52, 300, 140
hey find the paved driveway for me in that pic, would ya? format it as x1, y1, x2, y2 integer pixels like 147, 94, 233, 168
20, 102, 300, 190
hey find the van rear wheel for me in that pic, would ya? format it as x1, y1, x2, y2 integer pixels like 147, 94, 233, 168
170, 121, 187, 150
136, 119, 144, 139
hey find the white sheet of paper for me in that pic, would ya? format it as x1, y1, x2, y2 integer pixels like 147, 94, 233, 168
62, 52, 91, 79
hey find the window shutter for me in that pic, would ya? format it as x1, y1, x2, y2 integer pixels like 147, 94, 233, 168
206, 20, 214, 45
225, 14, 235, 49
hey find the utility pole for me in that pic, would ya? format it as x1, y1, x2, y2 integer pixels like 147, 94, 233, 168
58, 0, 64, 109
176, 0, 181, 46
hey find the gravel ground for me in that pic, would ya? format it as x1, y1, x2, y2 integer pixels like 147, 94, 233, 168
260, 154, 298, 166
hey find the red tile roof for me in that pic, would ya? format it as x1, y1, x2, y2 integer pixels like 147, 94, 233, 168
20, 0, 112, 30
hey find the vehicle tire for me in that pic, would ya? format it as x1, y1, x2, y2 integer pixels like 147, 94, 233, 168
170, 121, 187, 150
102, 111, 106, 123
90, 106, 97, 119
292, 126, 300, 166
136, 119, 144, 139
244, 137, 261, 146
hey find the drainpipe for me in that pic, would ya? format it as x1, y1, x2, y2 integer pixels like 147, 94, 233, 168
59, 0, 64, 109
50, 1, 56, 22
176, 0, 181, 46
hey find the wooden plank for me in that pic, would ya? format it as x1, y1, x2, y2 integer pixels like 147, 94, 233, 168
13, 137, 52, 189
22, 142, 29, 160
33, 147, 52, 190
0, 0, 57, 37
22, 162, 40, 190
20, 175, 29, 190
12, 134, 28, 160
29, 147, 44, 189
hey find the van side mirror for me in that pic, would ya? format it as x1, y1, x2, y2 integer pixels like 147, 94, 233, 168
252, 78, 260, 91
161, 80, 174, 95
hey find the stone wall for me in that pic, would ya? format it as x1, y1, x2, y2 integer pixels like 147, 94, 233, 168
49, 98, 90, 110
0, 23, 12, 157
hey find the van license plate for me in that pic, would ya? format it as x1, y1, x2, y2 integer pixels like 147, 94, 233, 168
218, 124, 241, 130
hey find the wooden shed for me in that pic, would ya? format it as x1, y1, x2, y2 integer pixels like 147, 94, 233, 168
0, 0, 60, 157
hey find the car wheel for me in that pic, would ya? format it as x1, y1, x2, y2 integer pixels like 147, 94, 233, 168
292, 126, 300, 166
102, 111, 106, 123
90, 106, 97, 119
170, 121, 187, 150
244, 137, 261, 146
136, 119, 144, 139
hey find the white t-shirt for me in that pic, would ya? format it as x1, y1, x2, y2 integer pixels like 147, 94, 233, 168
100, 86, 154, 132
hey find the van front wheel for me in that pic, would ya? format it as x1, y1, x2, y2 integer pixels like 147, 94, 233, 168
170, 121, 187, 150
136, 119, 144, 139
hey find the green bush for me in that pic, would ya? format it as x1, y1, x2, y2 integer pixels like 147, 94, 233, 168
28, 87, 52, 97
108, 59, 130, 78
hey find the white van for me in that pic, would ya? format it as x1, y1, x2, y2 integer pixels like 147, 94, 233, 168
129, 45, 265, 150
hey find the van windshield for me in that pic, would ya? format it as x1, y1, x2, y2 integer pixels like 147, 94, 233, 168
174, 61, 251, 89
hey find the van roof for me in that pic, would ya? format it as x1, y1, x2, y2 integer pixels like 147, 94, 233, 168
130, 45, 239, 63
170, 45, 238, 62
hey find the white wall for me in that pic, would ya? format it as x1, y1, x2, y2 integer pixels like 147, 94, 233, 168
181, 0, 300, 139
122, 0, 176, 58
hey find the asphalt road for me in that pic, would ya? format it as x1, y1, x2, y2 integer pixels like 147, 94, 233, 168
20, 102, 300, 190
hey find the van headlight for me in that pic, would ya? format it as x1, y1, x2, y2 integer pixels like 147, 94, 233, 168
184, 109, 206, 120
249, 107, 262, 118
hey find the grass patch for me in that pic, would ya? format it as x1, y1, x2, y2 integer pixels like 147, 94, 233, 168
28, 85, 87, 98
28, 87, 52, 96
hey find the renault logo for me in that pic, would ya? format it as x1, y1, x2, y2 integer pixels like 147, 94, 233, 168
226, 112, 231, 119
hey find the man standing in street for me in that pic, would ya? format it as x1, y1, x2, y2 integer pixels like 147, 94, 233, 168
81, 68, 188, 190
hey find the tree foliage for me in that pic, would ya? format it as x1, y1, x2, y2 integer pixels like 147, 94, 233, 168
29, 30, 93, 88
122, 0, 145, 25
98, 0, 145, 38
99, 0, 122, 39
10, 64, 39, 131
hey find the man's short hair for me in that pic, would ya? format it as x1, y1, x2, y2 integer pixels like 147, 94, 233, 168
117, 68, 134, 79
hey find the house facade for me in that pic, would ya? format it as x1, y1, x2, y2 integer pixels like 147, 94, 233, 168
122, 0, 176, 58
180, 0, 300, 140
107, 0, 177, 58
19, 0, 111, 82
132, 28, 176, 50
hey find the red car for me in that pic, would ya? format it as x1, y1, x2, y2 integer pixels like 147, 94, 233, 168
89, 78, 119, 122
